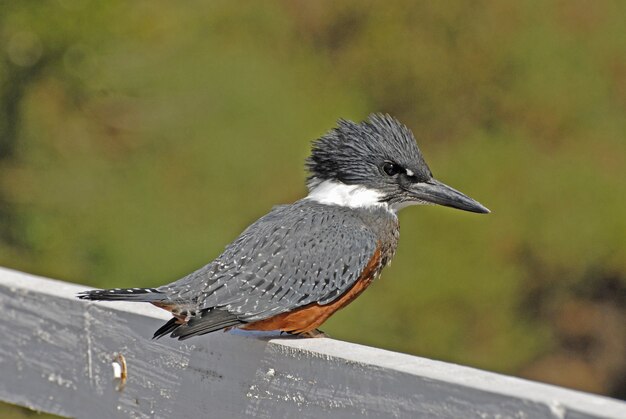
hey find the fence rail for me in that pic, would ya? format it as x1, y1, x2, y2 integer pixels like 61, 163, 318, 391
1, 266, 625, 418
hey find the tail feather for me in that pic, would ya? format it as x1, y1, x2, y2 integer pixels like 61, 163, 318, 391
166, 308, 242, 340
78, 288, 243, 340
77, 287, 165, 302
152, 317, 181, 339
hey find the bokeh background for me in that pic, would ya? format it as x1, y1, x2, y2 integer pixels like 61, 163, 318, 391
1, 1, 625, 416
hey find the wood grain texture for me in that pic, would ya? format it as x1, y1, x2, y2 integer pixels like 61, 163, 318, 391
1, 266, 625, 419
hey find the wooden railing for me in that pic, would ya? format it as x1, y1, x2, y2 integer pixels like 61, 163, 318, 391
1, 266, 625, 418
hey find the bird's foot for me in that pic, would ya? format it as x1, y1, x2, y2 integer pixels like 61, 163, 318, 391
296, 329, 330, 338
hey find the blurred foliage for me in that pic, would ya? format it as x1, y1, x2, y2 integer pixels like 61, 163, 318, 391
0, 403, 62, 419
1, 1, 625, 415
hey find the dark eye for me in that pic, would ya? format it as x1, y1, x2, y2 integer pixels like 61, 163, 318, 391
382, 162, 403, 176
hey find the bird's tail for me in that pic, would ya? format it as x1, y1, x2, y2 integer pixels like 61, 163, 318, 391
77, 287, 165, 302
78, 287, 243, 341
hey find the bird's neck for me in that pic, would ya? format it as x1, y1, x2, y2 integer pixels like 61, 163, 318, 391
305, 179, 394, 213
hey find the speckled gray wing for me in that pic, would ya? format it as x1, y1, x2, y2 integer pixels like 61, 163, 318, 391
161, 200, 379, 323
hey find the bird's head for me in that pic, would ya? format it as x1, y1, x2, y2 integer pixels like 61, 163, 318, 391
306, 114, 489, 214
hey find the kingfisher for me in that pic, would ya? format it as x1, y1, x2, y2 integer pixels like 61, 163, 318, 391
78, 114, 489, 340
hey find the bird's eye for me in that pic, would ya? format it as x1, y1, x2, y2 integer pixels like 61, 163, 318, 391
382, 162, 403, 176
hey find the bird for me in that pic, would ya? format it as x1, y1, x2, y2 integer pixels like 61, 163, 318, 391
78, 114, 489, 340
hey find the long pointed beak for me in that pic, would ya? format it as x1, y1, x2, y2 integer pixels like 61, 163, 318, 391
408, 178, 490, 214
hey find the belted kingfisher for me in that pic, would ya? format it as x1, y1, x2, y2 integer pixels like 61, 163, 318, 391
78, 114, 489, 340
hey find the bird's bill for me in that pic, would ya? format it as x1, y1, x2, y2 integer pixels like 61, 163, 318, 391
408, 179, 490, 214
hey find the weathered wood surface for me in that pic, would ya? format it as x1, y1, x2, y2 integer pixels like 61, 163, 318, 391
0, 266, 625, 419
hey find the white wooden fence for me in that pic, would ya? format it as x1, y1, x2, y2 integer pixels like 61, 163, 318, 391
1, 266, 625, 418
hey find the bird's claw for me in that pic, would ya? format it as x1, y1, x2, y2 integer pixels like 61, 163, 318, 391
296, 329, 330, 338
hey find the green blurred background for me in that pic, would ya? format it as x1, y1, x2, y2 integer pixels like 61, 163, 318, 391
1, 1, 625, 416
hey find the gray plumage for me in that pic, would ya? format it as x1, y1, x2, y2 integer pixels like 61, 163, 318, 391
160, 201, 397, 318
307, 114, 431, 206
78, 113, 489, 340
